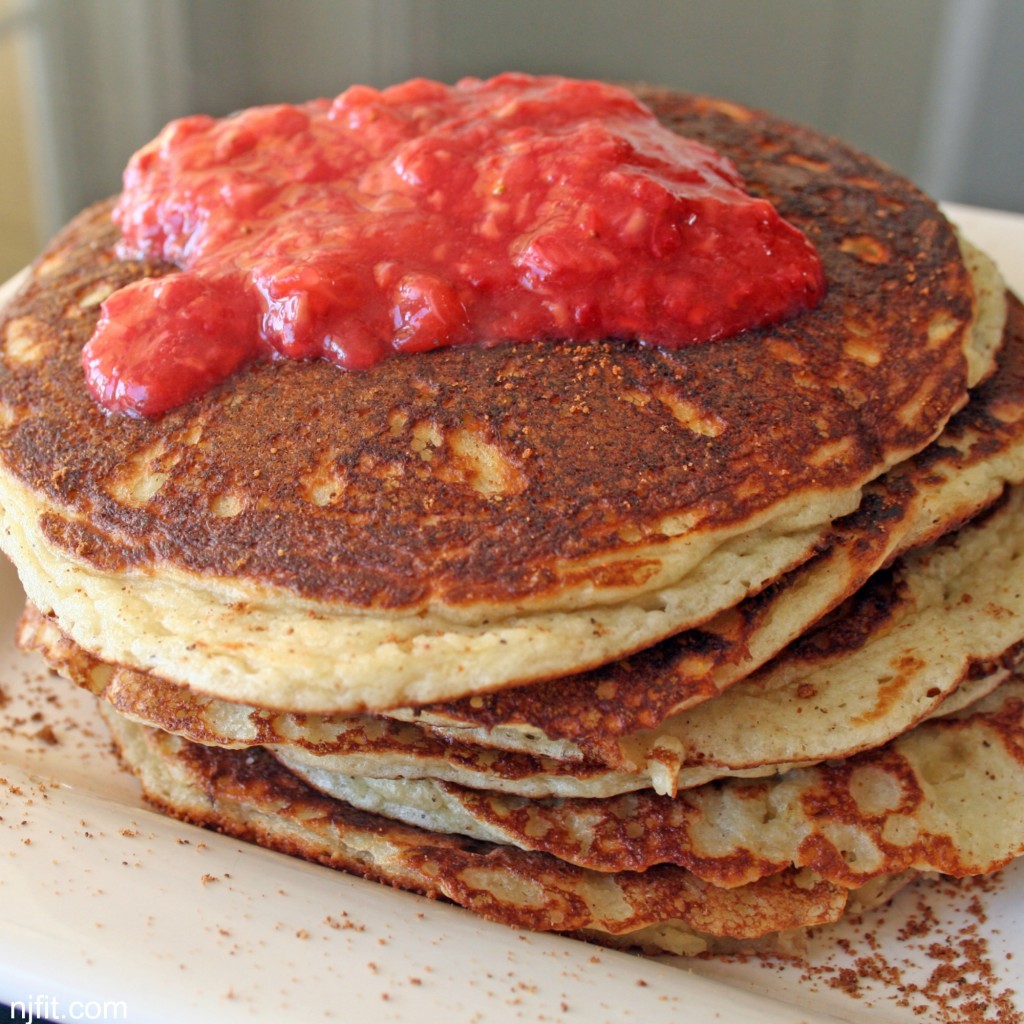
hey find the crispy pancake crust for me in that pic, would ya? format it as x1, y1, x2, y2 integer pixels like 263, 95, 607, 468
0, 91, 976, 615
279, 676, 1024, 887
99, 705, 866, 952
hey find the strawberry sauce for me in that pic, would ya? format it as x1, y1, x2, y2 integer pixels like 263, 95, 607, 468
83, 74, 825, 417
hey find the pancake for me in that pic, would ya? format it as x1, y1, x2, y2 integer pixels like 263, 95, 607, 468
27, 476, 1024, 799
98, 668, 1024, 955
20, 292, 1024, 800
0, 86, 995, 713
99, 704, 914, 957
274, 675, 1024, 886
389, 287, 1024, 758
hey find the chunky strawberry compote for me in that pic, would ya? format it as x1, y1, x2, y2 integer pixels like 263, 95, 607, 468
82, 74, 825, 417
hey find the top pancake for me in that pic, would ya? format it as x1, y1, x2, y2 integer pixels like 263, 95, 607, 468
0, 89, 986, 710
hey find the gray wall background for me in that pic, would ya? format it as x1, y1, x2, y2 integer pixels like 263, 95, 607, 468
14, 0, 1024, 239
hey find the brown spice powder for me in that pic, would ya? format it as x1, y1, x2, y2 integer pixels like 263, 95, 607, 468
747, 875, 1022, 1023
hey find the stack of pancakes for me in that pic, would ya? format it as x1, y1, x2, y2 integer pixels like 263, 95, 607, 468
3, 87, 1024, 955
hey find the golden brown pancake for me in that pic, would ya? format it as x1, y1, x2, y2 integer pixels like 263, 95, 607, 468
98, 668, 1024, 955
99, 703, 914, 957
0, 89, 993, 712
25, 478, 1024, 798
21, 291, 1024, 794
273, 675, 1024, 887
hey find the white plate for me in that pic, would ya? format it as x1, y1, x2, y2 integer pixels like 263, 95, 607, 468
0, 203, 1021, 1024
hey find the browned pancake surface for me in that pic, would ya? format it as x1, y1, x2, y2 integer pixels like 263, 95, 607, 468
0, 91, 973, 611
